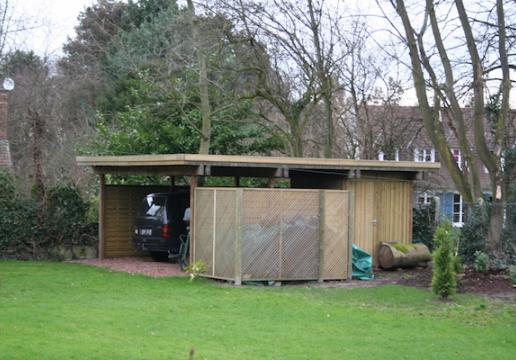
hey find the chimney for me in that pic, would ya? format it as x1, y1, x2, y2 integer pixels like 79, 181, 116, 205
0, 90, 12, 169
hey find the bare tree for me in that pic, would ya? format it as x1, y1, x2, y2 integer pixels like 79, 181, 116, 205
219, 0, 346, 157
187, 0, 212, 154
0, 0, 37, 60
390, 0, 515, 248
5, 51, 95, 196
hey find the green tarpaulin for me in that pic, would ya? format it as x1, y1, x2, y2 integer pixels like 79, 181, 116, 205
352, 244, 374, 280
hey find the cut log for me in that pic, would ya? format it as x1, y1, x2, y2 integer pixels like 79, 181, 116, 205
378, 242, 431, 270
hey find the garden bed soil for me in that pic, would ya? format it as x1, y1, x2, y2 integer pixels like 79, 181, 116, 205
393, 266, 515, 301
71, 257, 186, 277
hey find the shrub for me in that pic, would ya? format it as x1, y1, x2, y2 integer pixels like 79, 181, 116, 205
458, 203, 488, 264
473, 251, 490, 273
46, 185, 89, 247
185, 260, 207, 281
509, 265, 516, 284
412, 202, 436, 251
431, 222, 457, 299
0, 173, 97, 259
0, 170, 16, 200
453, 255, 464, 274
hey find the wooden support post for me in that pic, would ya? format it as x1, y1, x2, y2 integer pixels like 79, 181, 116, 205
189, 175, 198, 265
235, 176, 240, 187
212, 189, 217, 277
234, 188, 243, 286
347, 190, 355, 280
98, 174, 105, 260
278, 191, 283, 280
318, 190, 326, 282
170, 176, 175, 191
266, 177, 275, 188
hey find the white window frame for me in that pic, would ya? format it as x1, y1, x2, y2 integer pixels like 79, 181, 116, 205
452, 148, 462, 169
452, 193, 465, 227
378, 149, 399, 161
418, 192, 432, 205
414, 148, 435, 162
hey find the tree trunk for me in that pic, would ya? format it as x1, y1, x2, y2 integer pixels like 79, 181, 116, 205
322, 94, 333, 158
307, 0, 333, 158
487, 199, 504, 251
291, 127, 304, 158
29, 109, 45, 202
187, 0, 211, 154
378, 243, 431, 269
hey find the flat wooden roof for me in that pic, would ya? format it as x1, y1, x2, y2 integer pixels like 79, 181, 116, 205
77, 154, 439, 177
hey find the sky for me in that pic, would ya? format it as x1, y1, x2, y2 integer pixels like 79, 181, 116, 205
7, 0, 515, 106
9, 0, 95, 57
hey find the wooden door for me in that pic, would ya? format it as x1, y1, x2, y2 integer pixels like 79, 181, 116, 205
347, 180, 413, 266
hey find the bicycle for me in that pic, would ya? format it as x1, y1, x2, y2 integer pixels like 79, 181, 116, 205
178, 232, 190, 271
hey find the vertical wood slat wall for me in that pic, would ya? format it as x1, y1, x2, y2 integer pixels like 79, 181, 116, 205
346, 179, 413, 264
103, 185, 172, 258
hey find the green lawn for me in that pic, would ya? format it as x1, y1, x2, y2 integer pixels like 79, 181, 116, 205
0, 261, 515, 360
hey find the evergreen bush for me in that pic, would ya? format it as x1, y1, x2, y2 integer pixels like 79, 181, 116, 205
431, 222, 457, 299
473, 251, 490, 273
458, 203, 488, 264
509, 265, 516, 284
412, 202, 437, 251
0, 171, 97, 259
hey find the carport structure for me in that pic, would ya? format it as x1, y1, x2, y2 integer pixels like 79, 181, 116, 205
77, 154, 439, 281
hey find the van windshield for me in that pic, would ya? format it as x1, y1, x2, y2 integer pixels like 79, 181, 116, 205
138, 195, 167, 217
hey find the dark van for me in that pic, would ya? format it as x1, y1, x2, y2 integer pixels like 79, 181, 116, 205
133, 191, 190, 261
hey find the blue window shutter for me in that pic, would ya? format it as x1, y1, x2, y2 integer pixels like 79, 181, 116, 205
440, 192, 454, 222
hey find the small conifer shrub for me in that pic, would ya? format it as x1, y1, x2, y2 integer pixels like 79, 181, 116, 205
431, 222, 457, 299
473, 251, 490, 273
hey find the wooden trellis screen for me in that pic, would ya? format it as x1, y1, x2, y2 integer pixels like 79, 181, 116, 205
193, 188, 352, 283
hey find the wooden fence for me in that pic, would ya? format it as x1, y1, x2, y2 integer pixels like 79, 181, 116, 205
193, 188, 352, 283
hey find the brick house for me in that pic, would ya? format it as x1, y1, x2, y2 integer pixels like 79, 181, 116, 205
359, 104, 496, 227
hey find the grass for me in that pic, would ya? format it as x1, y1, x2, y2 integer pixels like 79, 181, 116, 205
0, 261, 515, 360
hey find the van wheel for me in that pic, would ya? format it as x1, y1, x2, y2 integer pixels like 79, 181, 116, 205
150, 251, 169, 262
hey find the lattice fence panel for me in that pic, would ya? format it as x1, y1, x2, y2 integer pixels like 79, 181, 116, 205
194, 189, 214, 276
321, 191, 349, 279
193, 188, 350, 282
241, 190, 281, 280
214, 189, 237, 279
280, 190, 320, 279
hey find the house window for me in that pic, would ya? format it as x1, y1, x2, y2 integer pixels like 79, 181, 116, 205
452, 149, 462, 169
418, 192, 432, 205
414, 148, 435, 162
378, 149, 399, 161
452, 193, 465, 227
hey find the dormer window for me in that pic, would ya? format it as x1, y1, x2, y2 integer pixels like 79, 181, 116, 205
378, 149, 400, 161
414, 148, 435, 162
